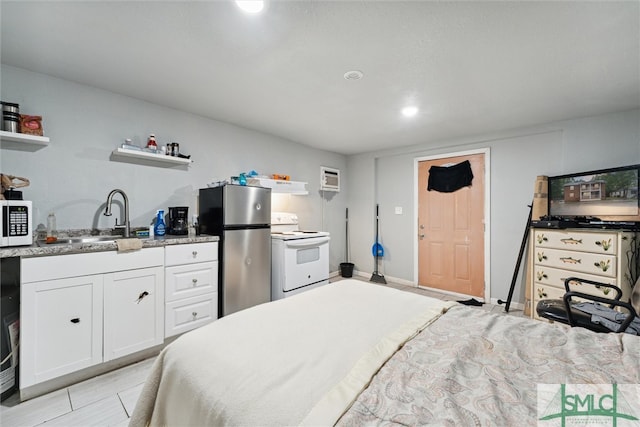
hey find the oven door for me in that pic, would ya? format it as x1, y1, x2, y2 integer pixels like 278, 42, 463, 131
282, 236, 330, 292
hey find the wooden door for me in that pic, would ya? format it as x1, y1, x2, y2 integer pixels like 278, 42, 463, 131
418, 153, 485, 298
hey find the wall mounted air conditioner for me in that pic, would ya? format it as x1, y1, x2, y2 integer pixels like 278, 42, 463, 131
320, 167, 340, 192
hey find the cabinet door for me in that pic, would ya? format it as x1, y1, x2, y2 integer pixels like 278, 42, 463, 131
21, 275, 103, 388
103, 267, 164, 362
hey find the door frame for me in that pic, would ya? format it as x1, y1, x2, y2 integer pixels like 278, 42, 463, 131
413, 147, 491, 300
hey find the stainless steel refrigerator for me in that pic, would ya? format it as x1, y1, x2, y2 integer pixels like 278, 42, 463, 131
199, 184, 272, 317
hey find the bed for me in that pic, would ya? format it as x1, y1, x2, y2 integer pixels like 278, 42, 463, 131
129, 279, 640, 426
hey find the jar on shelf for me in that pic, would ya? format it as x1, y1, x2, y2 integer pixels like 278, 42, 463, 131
147, 134, 157, 150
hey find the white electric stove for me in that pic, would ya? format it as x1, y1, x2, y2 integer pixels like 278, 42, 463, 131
271, 212, 330, 300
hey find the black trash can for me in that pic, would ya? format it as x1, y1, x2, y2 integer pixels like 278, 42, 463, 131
340, 262, 354, 278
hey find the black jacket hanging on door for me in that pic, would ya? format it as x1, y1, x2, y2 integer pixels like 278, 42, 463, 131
427, 160, 474, 193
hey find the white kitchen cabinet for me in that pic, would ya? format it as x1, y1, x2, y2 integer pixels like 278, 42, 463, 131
103, 267, 164, 361
20, 248, 164, 388
164, 242, 218, 337
20, 274, 103, 388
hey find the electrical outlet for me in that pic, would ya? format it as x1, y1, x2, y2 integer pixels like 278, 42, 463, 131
395, 206, 403, 215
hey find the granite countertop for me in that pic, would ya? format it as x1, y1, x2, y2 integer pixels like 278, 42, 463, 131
0, 233, 219, 259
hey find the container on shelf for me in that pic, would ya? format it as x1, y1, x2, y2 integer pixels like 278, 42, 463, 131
146, 134, 157, 150
46, 212, 57, 243
1, 102, 20, 133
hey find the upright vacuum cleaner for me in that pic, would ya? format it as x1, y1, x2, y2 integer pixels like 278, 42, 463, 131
370, 204, 386, 284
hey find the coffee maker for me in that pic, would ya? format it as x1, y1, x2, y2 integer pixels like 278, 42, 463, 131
167, 206, 189, 235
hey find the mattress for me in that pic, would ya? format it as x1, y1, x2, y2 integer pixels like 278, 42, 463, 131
129, 279, 640, 426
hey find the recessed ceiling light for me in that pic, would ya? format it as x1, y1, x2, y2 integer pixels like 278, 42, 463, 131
236, 0, 265, 14
401, 106, 418, 117
343, 70, 364, 81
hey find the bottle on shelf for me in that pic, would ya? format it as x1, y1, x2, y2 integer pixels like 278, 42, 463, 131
146, 134, 158, 150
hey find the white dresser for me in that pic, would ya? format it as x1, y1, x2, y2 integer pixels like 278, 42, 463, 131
530, 228, 638, 321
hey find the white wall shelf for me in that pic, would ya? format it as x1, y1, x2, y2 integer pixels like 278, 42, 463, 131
111, 147, 192, 167
0, 130, 50, 151
247, 177, 308, 194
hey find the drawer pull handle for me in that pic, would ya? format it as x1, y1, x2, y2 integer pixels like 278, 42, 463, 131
192, 251, 198, 258
136, 291, 150, 304
192, 311, 198, 319
594, 259, 611, 272
192, 278, 198, 285
559, 257, 581, 264
70, 318, 80, 324
595, 238, 612, 251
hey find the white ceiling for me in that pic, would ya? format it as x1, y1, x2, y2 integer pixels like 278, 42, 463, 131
1, 1, 638, 155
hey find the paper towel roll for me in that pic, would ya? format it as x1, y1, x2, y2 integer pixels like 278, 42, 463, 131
532, 175, 548, 220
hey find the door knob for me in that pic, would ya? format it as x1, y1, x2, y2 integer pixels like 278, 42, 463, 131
419, 234, 425, 240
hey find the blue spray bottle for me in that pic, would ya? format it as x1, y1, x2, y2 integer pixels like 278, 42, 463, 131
154, 209, 166, 237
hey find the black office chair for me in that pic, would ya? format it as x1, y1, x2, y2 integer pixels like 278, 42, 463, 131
536, 277, 639, 334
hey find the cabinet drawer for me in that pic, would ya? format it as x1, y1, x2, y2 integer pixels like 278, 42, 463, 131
533, 247, 617, 278
165, 262, 218, 302
533, 265, 617, 290
165, 242, 218, 266
533, 230, 618, 254
165, 293, 217, 338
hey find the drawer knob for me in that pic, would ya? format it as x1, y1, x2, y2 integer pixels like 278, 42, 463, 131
192, 278, 198, 285
192, 311, 198, 319
594, 259, 611, 272
192, 251, 198, 258
70, 318, 80, 324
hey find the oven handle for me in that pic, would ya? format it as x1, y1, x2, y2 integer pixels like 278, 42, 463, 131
284, 236, 330, 248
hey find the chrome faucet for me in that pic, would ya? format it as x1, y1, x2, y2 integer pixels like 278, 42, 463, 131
104, 189, 131, 237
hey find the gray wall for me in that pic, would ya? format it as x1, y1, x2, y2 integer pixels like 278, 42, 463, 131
0, 65, 348, 270
3, 64, 639, 302
347, 109, 640, 304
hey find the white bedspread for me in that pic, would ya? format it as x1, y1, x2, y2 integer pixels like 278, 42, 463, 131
129, 280, 455, 426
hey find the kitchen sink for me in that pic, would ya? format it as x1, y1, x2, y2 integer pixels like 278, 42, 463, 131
37, 236, 123, 246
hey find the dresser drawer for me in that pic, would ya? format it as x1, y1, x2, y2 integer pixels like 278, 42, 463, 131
533, 266, 620, 301
532, 285, 566, 321
533, 230, 618, 255
165, 293, 217, 338
165, 261, 218, 302
534, 247, 617, 278
533, 265, 617, 290
532, 284, 605, 321
165, 242, 218, 266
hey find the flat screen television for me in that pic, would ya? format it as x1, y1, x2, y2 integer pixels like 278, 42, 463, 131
548, 164, 640, 224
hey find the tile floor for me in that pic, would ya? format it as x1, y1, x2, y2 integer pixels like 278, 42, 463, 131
0, 277, 526, 427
